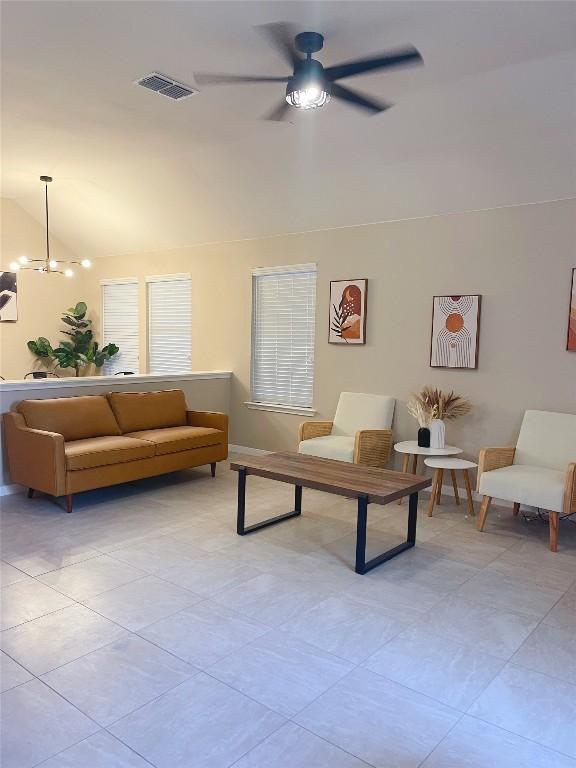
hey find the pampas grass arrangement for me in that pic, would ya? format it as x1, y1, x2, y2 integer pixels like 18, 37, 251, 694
411, 386, 472, 421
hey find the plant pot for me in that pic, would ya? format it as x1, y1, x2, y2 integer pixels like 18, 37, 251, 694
430, 419, 446, 449
417, 427, 431, 448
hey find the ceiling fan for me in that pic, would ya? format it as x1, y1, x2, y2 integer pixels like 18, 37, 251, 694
195, 22, 423, 120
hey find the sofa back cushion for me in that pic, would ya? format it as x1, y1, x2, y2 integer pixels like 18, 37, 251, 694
107, 389, 187, 433
514, 409, 576, 470
17, 395, 121, 441
331, 392, 395, 436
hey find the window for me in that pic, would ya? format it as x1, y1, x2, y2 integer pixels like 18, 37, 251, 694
250, 263, 316, 411
100, 279, 140, 374
146, 274, 192, 374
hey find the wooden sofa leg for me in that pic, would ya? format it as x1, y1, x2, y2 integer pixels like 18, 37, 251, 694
477, 496, 492, 531
210, 462, 216, 478
27, 488, 35, 499
66, 495, 74, 514
513, 502, 520, 517
549, 512, 559, 553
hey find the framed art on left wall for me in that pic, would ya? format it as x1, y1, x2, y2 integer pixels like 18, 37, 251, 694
0, 271, 17, 321
329, 279, 368, 344
568, 268, 576, 351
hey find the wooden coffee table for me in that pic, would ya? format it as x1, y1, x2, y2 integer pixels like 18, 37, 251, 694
229, 452, 431, 575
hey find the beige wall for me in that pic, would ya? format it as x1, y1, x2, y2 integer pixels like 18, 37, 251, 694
84, 199, 576, 467
0, 199, 91, 379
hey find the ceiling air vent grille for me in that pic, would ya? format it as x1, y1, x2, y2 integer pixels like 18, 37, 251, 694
135, 72, 197, 100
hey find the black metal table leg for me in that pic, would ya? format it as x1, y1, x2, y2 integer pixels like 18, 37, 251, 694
236, 471, 303, 535
355, 491, 419, 574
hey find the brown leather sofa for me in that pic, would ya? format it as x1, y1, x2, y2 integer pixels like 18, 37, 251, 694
3, 389, 228, 511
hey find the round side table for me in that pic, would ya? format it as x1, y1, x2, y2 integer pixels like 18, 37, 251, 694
424, 457, 478, 517
394, 441, 463, 505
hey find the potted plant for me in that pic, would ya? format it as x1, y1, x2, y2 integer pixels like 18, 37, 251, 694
28, 302, 119, 377
407, 387, 471, 448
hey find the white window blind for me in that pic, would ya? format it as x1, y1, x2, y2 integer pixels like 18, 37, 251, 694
101, 279, 140, 375
147, 274, 192, 375
251, 263, 316, 408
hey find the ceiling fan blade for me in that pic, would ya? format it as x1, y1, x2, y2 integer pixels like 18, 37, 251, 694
256, 22, 301, 68
195, 73, 289, 86
331, 83, 392, 114
262, 98, 291, 122
324, 44, 422, 82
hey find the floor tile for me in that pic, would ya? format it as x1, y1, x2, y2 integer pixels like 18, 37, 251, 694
485, 556, 576, 592
232, 721, 368, 768
0, 560, 31, 587
469, 664, 576, 758
41, 634, 195, 726
0, 678, 98, 768
83, 575, 202, 631
139, 600, 268, 668
107, 535, 204, 574
0, 650, 33, 692
419, 594, 539, 659
1, 579, 74, 630
37, 555, 146, 600
279, 594, 412, 663
4, 540, 101, 577
110, 673, 284, 768
209, 630, 353, 717
421, 715, 576, 767
455, 570, 564, 618
342, 575, 443, 617
364, 624, 504, 710
0, 603, 128, 675
295, 667, 460, 768
512, 622, 576, 684
365, 547, 481, 593
543, 589, 576, 631
39, 730, 152, 767
161, 552, 262, 597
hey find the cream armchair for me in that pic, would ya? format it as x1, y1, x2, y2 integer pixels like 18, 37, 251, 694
476, 410, 576, 552
298, 392, 395, 468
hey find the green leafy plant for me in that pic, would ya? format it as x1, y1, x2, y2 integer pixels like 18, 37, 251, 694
27, 302, 119, 376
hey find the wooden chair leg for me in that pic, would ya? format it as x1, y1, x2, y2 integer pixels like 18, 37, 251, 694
477, 495, 492, 531
428, 470, 440, 517
513, 502, 520, 517
411, 454, 418, 474
436, 469, 443, 505
27, 488, 35, 499
463, 470, 475, 516
210, 462, 216, 478
66, 494, 74, 514
549, 511, 559, 553
398, 455, 410, 504
451, 470, 460, 505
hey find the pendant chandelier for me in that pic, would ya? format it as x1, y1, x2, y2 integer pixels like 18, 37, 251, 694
9, 176, 91, 277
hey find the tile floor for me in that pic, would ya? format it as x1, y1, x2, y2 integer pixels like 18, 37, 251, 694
1, 460, 575, 768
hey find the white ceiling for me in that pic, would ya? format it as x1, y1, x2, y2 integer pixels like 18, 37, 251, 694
2, 1, 575, 258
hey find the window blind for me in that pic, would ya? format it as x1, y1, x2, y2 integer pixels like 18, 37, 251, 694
147, 274, 192, 375
251, 264, 316, 408
101, 279, 140, 375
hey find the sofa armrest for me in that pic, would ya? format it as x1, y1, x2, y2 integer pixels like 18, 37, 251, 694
354, 429, 393, 468
186, 410, 228, 436
564, 463, 576, 515
477, 446, 516, 491
298, 421, 333, 442
3, 412, 66, 495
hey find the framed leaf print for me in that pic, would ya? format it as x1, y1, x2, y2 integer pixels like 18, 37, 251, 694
430, 294, 481, 369
568, 268, 576, 351
329, 279, 368, 344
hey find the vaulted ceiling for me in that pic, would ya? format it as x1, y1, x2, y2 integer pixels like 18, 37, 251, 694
2, 1, 575, 258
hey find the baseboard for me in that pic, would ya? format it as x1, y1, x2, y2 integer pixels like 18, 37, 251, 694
228, 444, 270, 456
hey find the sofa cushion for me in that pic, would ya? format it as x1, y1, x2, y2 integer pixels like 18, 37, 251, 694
65, 436, 155, 471
298, 436, 355, 463
18, 395, 121, 442
125, 426, 223, 456
479, 464, 565, 513
108, 390, 187, 433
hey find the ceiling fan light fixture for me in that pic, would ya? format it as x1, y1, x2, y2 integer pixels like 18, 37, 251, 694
285, 77, 330, 110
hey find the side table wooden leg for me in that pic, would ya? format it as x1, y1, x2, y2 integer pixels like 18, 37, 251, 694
451, 470, 460, 505
411, 454, 418, 474
428, 470, 440, 517
398, 454, 410, 504
463, 470, 475, 516
513, 502, 520, 516
436, 469, 443, 505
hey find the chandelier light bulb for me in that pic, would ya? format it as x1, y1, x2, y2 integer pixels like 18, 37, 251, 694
9, 261, 20, 271
80, 259, 92, 269
49, 260, 58, 270
18, 255, 28, 264
64, 268, 74, 278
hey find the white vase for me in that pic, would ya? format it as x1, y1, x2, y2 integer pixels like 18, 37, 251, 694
430, 419, 445, 449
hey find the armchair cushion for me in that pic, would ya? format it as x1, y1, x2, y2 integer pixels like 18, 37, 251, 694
332, 392, 395, 437
298, 436, 355, 463
479, 464, 565, 512
514, 410, 576, 470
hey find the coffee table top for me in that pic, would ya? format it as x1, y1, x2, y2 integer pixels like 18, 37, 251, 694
394, 440, 462, 457
230, 452, 431, 506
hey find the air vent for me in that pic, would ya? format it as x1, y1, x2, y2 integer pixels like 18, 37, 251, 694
135, 72, 197, 100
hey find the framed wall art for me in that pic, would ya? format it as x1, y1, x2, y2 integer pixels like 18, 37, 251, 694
329, 279, 367, 344
430, 294, 481, 369
0, 271, 18, 322
568, 268, 576, 351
